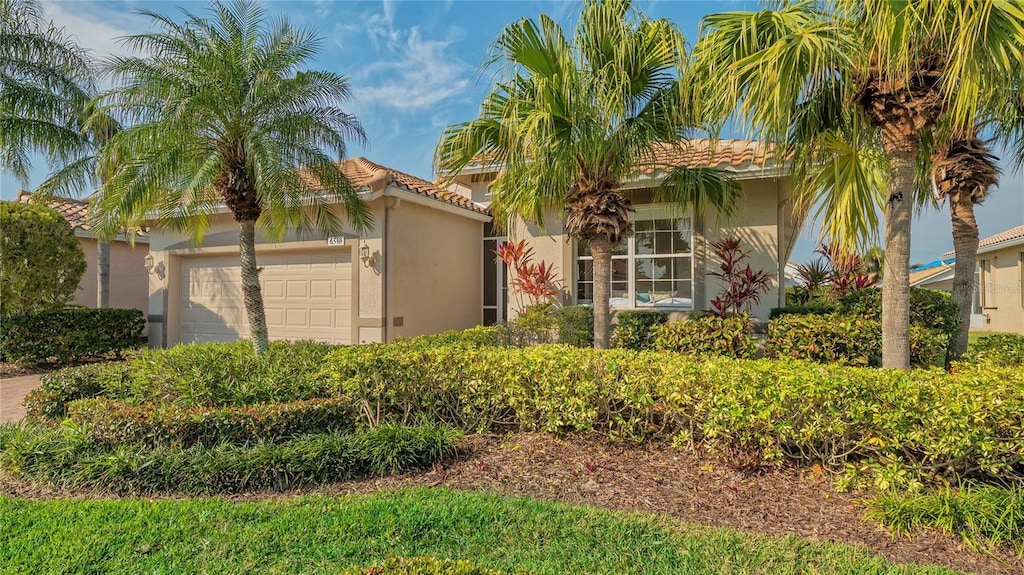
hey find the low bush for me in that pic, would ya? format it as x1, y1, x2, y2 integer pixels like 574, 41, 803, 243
66, 397, 355, 448
322, 343, 1024, 485
868, 485, 1024, 555
764, 314, 947, 367
964, 333, 1024, 367
24, 362, 130, 421
0, 307, 145, 365
342, 557, 507, 575
837, 287, 960, 342
652, 314, 755, 358
768, 304, 835, 319
507, 302, 558, 346
0, 422, 458, 495
396, 326, 510, 349
613, 311, 667, 350
555, 305, 594, 348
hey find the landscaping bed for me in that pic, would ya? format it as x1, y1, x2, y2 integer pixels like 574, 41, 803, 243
0, 486, 982, 575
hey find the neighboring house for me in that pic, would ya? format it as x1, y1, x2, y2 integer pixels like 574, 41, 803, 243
909, 258, 956, 291
937, 225, 1024, 335
447, 139, 803, 324
15, 191, 149, 314
144, 157, 489, 347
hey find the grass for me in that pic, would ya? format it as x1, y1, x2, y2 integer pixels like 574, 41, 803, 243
869, 485, 1024, 556
0, 487, 960, 574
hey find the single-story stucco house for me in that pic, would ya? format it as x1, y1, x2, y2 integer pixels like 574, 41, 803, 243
145, 140, 802, 347
16, 191, 149, 314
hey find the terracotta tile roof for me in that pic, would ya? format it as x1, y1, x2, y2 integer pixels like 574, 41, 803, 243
638, 139, 777, 174
336, 157, 489, 215
14, 191, 148, 238
942, 224, 1024, 257
16, 190, 90, 229
909, 262, 954, 286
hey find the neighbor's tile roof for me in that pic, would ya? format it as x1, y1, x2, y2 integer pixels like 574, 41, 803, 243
942, 224, 1024, 257
16, 190, 149, 238
16, 190, 90, 229
337, 157, 489, 215
909, 262, 954, 286
639, 139, 777, 174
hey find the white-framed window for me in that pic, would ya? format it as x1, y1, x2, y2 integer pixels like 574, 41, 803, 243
575, 207, 694, 309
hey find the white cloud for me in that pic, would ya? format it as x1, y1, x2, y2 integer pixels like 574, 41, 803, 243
355, 27, 470, 112
42, 1, 141, 61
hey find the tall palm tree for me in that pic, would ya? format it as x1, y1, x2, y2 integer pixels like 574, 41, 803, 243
37, 99, 121, 308
435, 0, 739, 349
93, 0, 370, 353
0, 0, 93, 182
692, 0, 1024, 369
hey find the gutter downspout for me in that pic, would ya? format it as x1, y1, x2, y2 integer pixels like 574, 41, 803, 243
382, 195, 400, 342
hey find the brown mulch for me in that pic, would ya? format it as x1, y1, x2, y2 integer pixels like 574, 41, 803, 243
1, 434, 1020, 574
0, 362, 50, 379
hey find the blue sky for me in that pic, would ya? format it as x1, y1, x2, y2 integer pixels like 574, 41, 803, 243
1, 0, 1022, 264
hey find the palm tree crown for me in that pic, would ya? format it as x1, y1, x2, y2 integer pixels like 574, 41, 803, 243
94, 0, 369, 352
436, 0, 738, 348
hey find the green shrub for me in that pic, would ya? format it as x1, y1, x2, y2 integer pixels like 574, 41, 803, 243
0, 308, 145, 365
507, 302, 558, 346
0, 201, 86, 316
322, 343, 1024, 484
768, 304, 835, 319
24, 362, 130, 421
613, 311, 667, 350
341, 557, 507, 575
118, 340, 337, 407
837, 287, 960, 342
869, 485, 1024, 554
0, 422, 459, 495
66, 397, 355, 448
652, 314, 755, 358
964, 333, 1024, 367
396, 326, 510, 348
764, 314, 947, 367
555, 305, 594, 347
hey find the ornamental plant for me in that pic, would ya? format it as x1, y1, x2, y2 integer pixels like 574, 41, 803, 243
495, 240, 559, 314
708, 237, 772, 316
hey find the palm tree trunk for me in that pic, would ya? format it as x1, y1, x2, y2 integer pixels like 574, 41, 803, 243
96, 240, 110, 308
881, 148, 915, 370
947, 191, 979, 362
239, 219, 269, 354
590, 237, 613, 349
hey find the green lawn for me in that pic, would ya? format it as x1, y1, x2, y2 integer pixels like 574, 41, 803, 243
0, 487, 957, 575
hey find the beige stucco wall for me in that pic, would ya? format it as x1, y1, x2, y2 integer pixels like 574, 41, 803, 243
503, 176, 796, 322
145, 193, 485, 347
977, 244, 1024, 334
73, 235, 150, 314
388, 200, 483, 338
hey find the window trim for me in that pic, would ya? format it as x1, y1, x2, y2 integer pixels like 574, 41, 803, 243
574, 205, 695, 310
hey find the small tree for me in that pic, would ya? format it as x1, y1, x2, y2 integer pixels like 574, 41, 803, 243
708, 237, 772, 316
0, 202, 86, 315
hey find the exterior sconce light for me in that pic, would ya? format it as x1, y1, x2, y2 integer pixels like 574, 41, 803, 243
143, 253, 165, 279
359, 242, 376, 268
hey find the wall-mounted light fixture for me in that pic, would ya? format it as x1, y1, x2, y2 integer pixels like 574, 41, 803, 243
359, 242, 376, 268
143, 253, 166, 279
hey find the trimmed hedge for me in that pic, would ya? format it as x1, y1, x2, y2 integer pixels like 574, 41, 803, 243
322, 343, 1024, 485
66, 397, 354, 448
0, 307, 144, 364
555, 305, 594, 347
764, 314, 948, 367
0, 423, 459, 495
768, 304, 834, 319
613, 311, 667, 350
965, 333, 1024, 367
837, 287, 960, 342
25, 362, 129, 421
342, 557, 507, 575
652, 314, 755, 358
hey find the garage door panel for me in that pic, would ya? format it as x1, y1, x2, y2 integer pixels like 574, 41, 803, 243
180, 250, 351, 345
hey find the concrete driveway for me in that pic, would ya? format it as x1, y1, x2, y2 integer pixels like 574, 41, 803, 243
0, 374, 40, 423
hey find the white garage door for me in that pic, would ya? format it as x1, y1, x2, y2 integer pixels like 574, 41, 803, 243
179, 250, 352, 345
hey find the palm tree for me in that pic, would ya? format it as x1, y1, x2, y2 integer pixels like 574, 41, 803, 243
37, 99, 121, 308
0, 0, 93, 182
692, 0, 1024, 369
435, 0, 738, 348
93, 0, 370, 353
